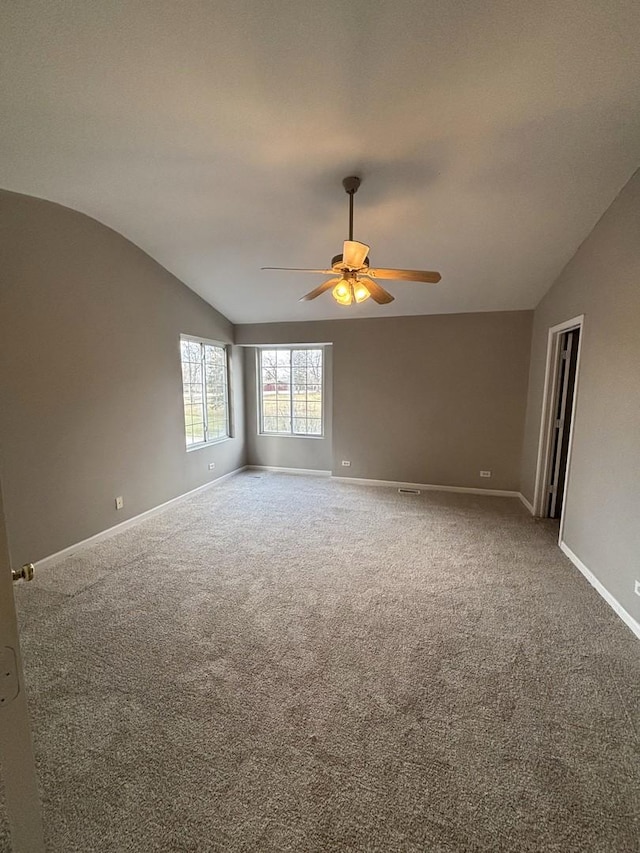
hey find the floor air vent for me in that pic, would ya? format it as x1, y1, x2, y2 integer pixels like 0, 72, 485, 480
398, 488, 421, 495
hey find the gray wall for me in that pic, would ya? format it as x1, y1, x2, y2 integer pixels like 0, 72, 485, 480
520, 169, 640, 621
237, 312, 533, 491
0, 191, 245, 565
243, 346, 333, 471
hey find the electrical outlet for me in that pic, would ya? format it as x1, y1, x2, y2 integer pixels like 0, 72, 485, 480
635, 580, 640, 597
208, 462, 216, 470
115, 496, 124, 510
341, 460, 351, 467
480, 470, 492, 478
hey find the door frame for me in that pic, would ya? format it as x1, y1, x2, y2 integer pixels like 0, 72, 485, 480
533, 314, 584, 540
0, 478, 45, 852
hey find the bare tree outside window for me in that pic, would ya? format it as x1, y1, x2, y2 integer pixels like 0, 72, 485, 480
259, 348, 323, 435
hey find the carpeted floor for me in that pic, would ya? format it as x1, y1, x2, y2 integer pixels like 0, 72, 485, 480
2, 471, 639, 852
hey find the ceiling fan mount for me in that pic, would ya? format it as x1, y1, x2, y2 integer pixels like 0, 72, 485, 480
342, 175, 361, 195
262, 176, 442, 305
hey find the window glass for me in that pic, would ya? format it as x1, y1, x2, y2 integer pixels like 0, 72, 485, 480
180, 338, 230, 447
259, 348, 323, 436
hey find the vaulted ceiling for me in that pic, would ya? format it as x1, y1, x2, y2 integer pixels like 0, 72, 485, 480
2, 1, 639, 323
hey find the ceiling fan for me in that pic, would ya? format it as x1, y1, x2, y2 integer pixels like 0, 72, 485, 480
261, 176, 442, 305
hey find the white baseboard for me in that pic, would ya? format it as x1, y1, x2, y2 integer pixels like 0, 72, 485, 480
333, 474, 520, 498
35, 466, 247, 571
247, 465, 331, 477
518, 493, 535, 514
559, 540, 640, 641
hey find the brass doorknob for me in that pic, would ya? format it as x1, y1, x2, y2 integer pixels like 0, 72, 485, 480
12, 563, 34, 582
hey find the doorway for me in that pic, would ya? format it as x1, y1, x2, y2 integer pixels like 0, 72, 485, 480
546, 327, 580, 519
533, 315, 584, 538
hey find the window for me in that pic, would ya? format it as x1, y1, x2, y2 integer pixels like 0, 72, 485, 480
180, 336, 230, 448
259, 347, 323, 436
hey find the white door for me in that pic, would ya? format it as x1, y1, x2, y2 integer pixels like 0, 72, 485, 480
0, 479, 45, 852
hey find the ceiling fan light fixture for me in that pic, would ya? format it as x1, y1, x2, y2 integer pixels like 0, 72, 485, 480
332, 278, 353, 305
353, 281, 371, 303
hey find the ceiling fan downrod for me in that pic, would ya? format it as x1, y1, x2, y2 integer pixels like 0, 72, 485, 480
342, 175, 361, 242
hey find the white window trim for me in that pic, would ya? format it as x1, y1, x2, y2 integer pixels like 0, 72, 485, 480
180, 334, 233, 451
256, 346, 325, 438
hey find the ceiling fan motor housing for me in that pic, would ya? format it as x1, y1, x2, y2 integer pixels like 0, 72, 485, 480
331, 253, 370, 270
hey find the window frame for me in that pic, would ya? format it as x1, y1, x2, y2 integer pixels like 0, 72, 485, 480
257, 346, 325, 438
180, 334, 232, 450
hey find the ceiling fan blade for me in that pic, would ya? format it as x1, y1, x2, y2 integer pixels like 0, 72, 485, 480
367, 268, 441, 283
361, 277, 395, 304
262, 267, 335, 274
299, 278, 341, 302
343, 241, 370, 269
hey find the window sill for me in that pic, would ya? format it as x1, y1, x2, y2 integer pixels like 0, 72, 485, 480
186, 436, 232, 452
258, 433, 324, 440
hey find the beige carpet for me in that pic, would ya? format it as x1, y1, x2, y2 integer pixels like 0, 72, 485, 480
2, 472, 639, 852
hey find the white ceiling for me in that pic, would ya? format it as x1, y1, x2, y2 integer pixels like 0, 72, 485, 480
1, 1, 639, 324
